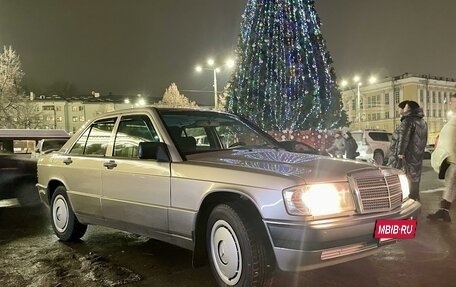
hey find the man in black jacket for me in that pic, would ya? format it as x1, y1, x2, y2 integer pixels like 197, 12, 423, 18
343, 131, 358, 160
397, 101, 428, 201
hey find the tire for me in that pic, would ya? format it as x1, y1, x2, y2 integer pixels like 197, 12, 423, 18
373, 151, 384, 165
207, 203, 274, 287
50, 186, 87, 241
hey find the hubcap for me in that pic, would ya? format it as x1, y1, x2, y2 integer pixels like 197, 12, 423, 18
210, 220, 242, 285
52, 195, 69, 233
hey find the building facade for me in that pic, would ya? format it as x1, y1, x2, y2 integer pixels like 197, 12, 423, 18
30, 93, 210, 134
341, 73, 456, 143
31, 94, 133, 134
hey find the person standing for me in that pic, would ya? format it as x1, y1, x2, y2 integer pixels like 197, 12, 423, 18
326, 131, 345, 158
343, 131, 358, 160
427, 93, 456, 222
386, 101, 409, 168
397, 101, 428, 201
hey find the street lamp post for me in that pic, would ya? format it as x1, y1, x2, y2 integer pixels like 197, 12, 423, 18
212, 68, 218, 108
354, 76, 377, 129
352, 76, 362, 129
357, 81, 362, 128
341, 75, 377, 130
195, 58, 235, 108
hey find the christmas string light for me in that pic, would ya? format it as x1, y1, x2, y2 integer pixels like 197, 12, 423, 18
226, 0, 347, 132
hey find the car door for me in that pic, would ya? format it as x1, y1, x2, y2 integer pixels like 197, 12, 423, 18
58, 117, 117, 218
101, 114, 171, 234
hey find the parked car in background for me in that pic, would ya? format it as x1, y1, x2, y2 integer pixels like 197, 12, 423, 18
0, 151, 39, 207
424, 144, 435, 159
351, 130, 392, 165
37, 107, 420, 286
278, 140, 330, 156
30, 138, 69, 160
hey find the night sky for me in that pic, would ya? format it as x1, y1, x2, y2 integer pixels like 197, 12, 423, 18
1, 0, 455, 105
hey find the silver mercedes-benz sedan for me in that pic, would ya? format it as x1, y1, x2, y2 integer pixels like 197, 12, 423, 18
36, 107, 421, 287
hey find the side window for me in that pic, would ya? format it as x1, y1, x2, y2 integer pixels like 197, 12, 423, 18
369, 132, 389, 142
113, 115, 159, 158
70, 118, 116, 156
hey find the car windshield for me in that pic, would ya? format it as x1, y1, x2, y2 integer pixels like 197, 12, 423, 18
157, 109, 280, 154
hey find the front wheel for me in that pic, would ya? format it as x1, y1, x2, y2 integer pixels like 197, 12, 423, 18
50, 186, 87, 241
207, 203, 274, 287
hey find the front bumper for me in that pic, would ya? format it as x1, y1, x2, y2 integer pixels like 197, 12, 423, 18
265, 199, 421, 272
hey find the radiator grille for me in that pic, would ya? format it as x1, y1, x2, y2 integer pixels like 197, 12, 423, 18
353, 174, 403, 213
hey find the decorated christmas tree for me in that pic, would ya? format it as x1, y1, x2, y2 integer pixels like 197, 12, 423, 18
226, 0, 347, 131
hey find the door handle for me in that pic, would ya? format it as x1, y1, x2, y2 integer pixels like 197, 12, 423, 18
103, 160, 117, 169
63, 157, 73, 165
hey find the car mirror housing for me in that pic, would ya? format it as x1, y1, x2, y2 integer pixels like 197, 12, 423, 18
138, 142, 170, 162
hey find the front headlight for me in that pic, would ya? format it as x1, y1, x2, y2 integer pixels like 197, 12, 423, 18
398, 174, 410, 200
283, 183, 355, 216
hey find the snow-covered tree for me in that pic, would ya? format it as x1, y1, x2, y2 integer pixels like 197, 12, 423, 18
0, 46, 42, 128
216, 83, 231, 111
157, 83, 197, 108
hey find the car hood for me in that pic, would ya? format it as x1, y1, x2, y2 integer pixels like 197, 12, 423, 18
186, 148, 379, 183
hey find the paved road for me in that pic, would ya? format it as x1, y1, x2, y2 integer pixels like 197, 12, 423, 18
1, 160, 455, 287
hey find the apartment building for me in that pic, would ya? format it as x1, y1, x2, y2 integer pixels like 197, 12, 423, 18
31, 94, 133, 134
341, 73, 456, 143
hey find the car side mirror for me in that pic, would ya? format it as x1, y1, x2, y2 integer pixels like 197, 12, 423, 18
138, 142, 170, 162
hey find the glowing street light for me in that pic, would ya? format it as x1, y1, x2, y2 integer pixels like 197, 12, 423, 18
195, 57, 235, 108
340, 75, 378, 128
369, 76, 377, 84
136, 98, 146, 106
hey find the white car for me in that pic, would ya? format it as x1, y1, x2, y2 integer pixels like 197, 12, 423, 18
350, 130, 392, 165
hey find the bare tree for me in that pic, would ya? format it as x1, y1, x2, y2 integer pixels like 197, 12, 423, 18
0, 46, 42, 128
157, 83, 197, 108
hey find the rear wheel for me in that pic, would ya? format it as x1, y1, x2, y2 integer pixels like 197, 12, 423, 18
373, 151, 384, 165
207, 202, 274, 287
50, 186, 87, 241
